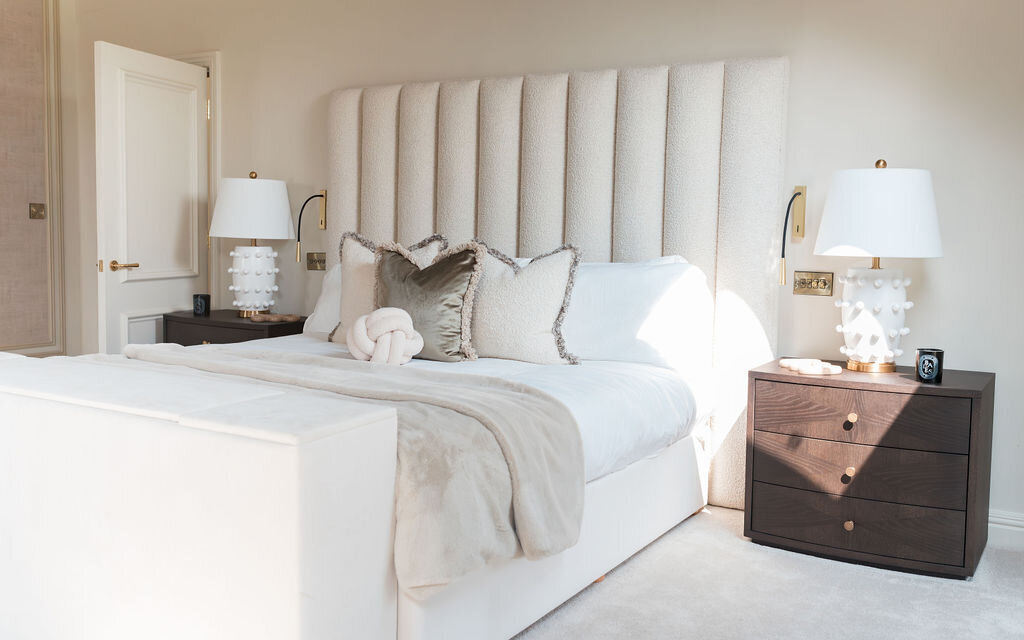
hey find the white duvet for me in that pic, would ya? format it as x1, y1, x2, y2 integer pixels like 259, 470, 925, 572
224, 334, 711, 482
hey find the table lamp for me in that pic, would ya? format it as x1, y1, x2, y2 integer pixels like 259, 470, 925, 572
209, 171, 294, 317
814, 159, 942, 372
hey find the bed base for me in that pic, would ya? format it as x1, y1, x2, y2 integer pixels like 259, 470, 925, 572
398, 431, 709, 640
0, 359, 706, 640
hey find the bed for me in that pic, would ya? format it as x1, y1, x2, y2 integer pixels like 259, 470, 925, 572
0, 57, 787, 640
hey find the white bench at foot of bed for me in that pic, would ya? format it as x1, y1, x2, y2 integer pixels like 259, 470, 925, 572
0, 385, 398, 640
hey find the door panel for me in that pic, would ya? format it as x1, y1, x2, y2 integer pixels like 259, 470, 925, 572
95, 42, 208, 353
123, 72, 202, 281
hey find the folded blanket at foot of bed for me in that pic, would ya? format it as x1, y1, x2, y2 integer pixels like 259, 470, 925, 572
121, 344, 584, 598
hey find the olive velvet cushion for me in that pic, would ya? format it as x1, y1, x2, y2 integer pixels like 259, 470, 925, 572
375, 242, 486, 362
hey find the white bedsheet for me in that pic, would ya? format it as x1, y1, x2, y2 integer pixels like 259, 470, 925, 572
221, 334, 711, 482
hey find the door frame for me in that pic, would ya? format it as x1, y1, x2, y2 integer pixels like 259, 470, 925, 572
10, 0, 66, 356
172, 51, 223, 308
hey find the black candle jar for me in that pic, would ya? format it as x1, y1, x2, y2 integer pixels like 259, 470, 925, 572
193, 293, 211, 317
916, 348, 944, 384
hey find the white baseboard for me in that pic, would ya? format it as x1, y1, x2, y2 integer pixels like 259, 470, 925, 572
989, 510, 1024, 551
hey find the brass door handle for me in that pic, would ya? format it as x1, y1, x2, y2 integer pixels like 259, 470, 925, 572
110, 260, 140, 271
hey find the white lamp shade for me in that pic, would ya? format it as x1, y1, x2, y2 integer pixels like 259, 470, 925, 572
209, 177, 295, 240
814, 168, 942, 258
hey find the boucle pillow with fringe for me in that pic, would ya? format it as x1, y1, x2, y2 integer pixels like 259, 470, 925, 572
472, 244, 580, 365
330, 232, 446, 343
374, 241, 486, 362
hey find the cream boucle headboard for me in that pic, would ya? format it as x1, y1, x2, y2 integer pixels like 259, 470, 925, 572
327, 57, 788, 508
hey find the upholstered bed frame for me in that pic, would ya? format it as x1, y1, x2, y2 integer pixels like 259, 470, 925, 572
327, 57, 788, 510
324, 58, 787, 638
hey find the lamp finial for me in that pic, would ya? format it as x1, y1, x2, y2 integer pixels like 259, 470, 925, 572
875, 159, 887, 169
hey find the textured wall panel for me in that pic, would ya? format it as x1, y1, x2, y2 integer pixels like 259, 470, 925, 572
477, 77, 523, 255
327, 88, 362, 265
0, 0, 50, 348
710, 58, 789, 508
397, 82, 439, 245
519, 73, 568, 257
359, 85, 401, 241
565, 70, 617, 262
612, 66, 669, 261
436, 80, 480, 242
664, 62, 725, 278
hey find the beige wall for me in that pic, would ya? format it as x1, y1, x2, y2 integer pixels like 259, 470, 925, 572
57, 0, 1024, 518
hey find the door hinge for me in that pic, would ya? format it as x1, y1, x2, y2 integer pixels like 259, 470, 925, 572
206, 98, 211, 121
97, 259, 104, 272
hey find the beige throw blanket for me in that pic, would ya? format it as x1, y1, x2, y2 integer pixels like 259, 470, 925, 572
123, 344, 584, 596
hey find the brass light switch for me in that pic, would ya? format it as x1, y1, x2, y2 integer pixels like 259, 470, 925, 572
29, 203, 46, 220
793, 271, 833, 296
306, 251, 327, 271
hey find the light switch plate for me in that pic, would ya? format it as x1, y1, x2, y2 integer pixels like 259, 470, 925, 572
29, 202, 46, 220
306, 251, 326, 271
793, 271, 833, 296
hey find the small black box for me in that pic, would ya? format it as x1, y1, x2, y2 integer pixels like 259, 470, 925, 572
193, 294, 211, 317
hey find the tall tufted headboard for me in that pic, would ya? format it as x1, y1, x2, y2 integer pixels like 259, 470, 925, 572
326, 57, 788, 508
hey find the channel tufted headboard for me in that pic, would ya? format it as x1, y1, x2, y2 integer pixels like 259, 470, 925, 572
326, 57, 788, 508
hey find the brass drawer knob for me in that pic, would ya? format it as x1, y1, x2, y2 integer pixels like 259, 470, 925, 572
845, 466, 856, 477
847, 412, 859, 424
843, 520, 855, 532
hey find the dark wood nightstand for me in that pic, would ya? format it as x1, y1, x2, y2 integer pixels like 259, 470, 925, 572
163, 310, 305, 346
744, 359, 995, 578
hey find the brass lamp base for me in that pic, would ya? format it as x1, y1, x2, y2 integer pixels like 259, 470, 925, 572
846, 359, 896, 373
237, 309, 265, 319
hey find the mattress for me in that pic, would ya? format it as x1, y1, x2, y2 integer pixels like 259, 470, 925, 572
220, 334, 711, 482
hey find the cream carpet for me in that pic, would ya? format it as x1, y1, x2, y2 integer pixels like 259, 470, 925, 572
516, 508, 1024, 639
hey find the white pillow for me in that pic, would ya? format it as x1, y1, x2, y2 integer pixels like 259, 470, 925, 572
335, 232, 446, 338
561, 257, 713, 373
473, 245, 579, 364
303, 264, 342, 339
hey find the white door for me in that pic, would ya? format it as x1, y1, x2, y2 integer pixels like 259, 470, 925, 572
95, 41, 208, 353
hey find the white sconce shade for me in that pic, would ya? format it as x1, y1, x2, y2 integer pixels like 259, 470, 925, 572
209, 177, 295, 240
814, 168, 942, 258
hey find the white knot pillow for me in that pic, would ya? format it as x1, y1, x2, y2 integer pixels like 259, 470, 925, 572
346, 307, 424, 365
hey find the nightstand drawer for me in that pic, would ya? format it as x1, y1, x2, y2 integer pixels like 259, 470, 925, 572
753, 380, 971, 454
752, 432, 968, 510
165, 321, 263, 346
750, 482, 966, 567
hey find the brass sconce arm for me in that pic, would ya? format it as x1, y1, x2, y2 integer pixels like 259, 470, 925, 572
295, 190, 327, 262
779, 189, 804, 286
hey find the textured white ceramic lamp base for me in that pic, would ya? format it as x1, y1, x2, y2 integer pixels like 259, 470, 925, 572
227, 245, 280, 316
835, 267, 914, 370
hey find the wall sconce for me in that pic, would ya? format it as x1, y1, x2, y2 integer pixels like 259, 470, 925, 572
295, 190, 327, 262
779, 187, 805, 286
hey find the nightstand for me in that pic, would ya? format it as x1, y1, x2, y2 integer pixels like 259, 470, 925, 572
163, 310, 305, 346
744, 359, 995, 578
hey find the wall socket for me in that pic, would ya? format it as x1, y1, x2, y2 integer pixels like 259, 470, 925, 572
306, 252, 326, 271
793, 271, 833, 296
